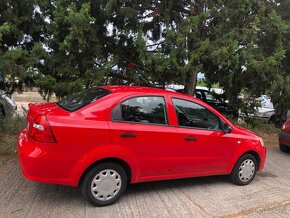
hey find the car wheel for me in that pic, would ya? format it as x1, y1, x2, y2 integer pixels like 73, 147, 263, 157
279, 144, 290, 153
81, 162, 127, 207
230, 154, 257, 186
0, 104, 5, 117
268, 115, 275, 124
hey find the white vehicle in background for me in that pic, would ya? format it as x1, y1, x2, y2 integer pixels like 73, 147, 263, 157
165, 84, 224, 95
0, 90, 17, 117
239, 95, 275, 124
256, 96, 275, 123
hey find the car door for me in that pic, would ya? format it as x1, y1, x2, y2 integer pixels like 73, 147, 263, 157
172, 98, 234, 175
108, 95, 180, 178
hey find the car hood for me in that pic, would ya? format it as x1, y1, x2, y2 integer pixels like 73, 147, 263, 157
234, 125, 260, 139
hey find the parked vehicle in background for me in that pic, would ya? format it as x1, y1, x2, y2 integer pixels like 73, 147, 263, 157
239, 95, 275, 124
0, 90, 17, 117
165, 85, 230, 114
255, 96, 275, 123
194, 89, 230, 114
279, 120, 290, 153
18, 86, 266, 206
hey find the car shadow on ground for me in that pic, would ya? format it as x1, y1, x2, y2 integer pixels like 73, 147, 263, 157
25, 147, 288, 207
125, 175, 231, 196
31, 174, 231, 207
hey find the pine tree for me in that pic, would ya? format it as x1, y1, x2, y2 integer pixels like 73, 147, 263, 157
0, 0, 44, 93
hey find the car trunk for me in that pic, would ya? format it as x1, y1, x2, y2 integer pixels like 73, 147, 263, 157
26, 103, 70, 142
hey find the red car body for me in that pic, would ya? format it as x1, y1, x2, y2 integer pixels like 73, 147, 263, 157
18, 86, 266, 187
279, 120, 290, 152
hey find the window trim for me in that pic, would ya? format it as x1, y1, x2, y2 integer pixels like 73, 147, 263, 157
171, 97, 223, 132
111, 95, 169, 126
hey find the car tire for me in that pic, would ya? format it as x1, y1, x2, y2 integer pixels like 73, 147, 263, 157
0, 104, 5, 117
279, 144, 290, 153
81, 162, 127, 207
230, 154, 257, 186
268, 115, 275, 124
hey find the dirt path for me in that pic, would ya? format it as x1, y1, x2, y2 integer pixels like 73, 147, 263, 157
1, 148, 290, 218
12, 91, 55, 116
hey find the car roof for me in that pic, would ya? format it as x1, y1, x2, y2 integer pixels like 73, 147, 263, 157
100, 85, 205, 105
101, 85, 178, 95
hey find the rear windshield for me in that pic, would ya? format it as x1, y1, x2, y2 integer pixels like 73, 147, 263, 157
57, 88, 111, 112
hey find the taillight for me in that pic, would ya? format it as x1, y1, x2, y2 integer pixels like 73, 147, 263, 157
282, 121, 290, 134
30, 115, 56, 143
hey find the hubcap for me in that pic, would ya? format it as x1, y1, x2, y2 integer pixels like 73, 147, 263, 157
91, 169, 122, 201
238, 159, 255, 182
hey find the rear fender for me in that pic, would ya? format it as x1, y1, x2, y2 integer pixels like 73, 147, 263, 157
70, 145, 139, 187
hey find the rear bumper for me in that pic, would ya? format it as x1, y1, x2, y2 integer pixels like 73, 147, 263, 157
279, 131, 290, 147
18, 130, 76, 186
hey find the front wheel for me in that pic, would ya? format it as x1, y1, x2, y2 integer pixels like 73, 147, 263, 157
81, 162, 127, 206
280, 144, 290, 153
230, 154, 257, 186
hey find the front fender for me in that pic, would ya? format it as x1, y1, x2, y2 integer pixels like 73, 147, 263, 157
227, 139, 264, 174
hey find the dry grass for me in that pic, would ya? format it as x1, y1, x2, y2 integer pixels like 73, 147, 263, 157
235, 122, 280, 148
0, 116, 26, 166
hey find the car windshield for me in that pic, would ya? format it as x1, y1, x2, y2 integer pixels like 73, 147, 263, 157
57, 88, 111, 112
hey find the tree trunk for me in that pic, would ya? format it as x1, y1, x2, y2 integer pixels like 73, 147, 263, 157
185, 70, 197, 96
275, 103, 288, 128
230, 92, 240, 119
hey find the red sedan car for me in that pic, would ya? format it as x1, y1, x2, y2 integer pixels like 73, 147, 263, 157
279, 119, 290, 153
18, 86, 266, 206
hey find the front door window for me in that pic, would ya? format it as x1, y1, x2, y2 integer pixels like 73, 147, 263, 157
172, 98, 221, 130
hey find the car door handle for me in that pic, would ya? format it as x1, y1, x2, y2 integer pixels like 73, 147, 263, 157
184, 136, 197, 141
120, 133, 136, 138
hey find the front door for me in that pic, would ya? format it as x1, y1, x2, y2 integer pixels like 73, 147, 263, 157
172, 98, 235, 175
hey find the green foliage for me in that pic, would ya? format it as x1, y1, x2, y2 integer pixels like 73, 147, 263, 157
0, 0, 289, 126
0, 0, 45, 93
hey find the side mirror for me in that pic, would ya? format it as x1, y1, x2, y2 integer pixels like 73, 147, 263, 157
223, 123, 232, 134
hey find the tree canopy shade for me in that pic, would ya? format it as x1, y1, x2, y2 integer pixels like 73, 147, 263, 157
0, 0, 289, 125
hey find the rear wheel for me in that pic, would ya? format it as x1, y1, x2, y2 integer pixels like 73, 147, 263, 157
230, 154, 257, 186
81, 162, 127, 206
280, 144, 290, 153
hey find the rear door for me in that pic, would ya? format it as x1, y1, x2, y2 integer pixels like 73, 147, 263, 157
108, 95, 179, 178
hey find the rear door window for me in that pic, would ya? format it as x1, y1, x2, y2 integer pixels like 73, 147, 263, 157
57, 88, 111, 112
112, 96, 167, 125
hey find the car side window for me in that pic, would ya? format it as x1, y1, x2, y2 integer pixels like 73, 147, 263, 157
112, 96, 167, 125
194, 90, 203, 100
204, 91, 222, 104
172, 98, 221, 130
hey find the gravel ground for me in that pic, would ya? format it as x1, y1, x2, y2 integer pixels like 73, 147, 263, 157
0, 147, 290, 218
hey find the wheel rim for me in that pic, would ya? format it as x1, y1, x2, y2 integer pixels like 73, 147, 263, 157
91, 169, 122, 201
238, 159, 255, 182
